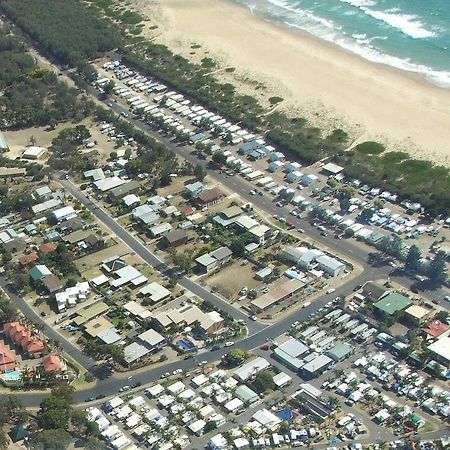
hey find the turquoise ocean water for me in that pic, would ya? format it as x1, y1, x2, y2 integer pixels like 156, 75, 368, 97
233, 0, 450, 87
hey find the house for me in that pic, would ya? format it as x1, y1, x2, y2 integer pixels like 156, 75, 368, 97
252, 409, 281, 431
421, 320, 449, 339
235, 385, 259, 404
273, 337, 309, 372
101, 256, 127, 273
139, 282, 171, 304
315, 255, 345, 277
1, 238, 26, 254
162, 229, 188, 247
41, 275, 63, 293
0, 344, 16, 372
35, 186, 52, 199
213, 206, 242, 227
18, 252, 39, 267
196, 187, 223, 207
362, 281, 389, 302
83, 168, 105, 182
132, 205, 159, 226
137, 328, 166, 352
122, 194, 140, 208
42, 354, 63, 373
161, 205, 180, 218
22, 146, 46, 159
39, 242, 57, 255
255, 267, 272, 281
235, 215, 259, 232
404, 305, 432, 324
3, 322, 44, 357
199, 311, 225, 335
234, 357, 270, 382
185, 181, 205, 198
29, 264, 52, 281
327, 343, 354, 362
251, 279, 305, 312
268, 161, 284, 173
302, 174, 319, 186
58, 217, 84, 233
32, 198, 62, 215
195, 246, 232, 273
302, 355, 333, 379
110, 265, 147, 289
0, 167, 26, 178
428, 336, 450, 367
107, 181, 140, 202
84, 234, 104, 251
52, 206, 76, 222
249, 224, 271, 245
374, 292, 412, 316
73, 302, 109, 327
124, 342, 150, 366
93, 176, 127, 192
149, 223, 173, 238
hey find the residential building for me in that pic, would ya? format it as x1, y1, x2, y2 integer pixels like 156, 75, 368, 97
302, 174, 319, 186
41, 275, 63, 293
315, 255, 345, 277
132, 205, 158, 226
107, 180, 141, 202
195, 246, 232, 273
362, 281, 390, 302
139, 282, 171, 304
185, 181, 204, 198
149, 223, 172, 238
22, 146, 46, 159
428, 336, 450, 367
0, 344, 16, 372
374, 292, 412, 316
161, 229, 188, 247
286, 170, 303, 183
251, 278, 305, 312
137, 329, 166, 352
196, 187, 223, 207
404, 305, 432, 324
52, 206, 76, 222
234, 357, 270, 382
268, 161, 284, 173
302, 355, 333, 379
29, 264, 52, 281
422, 320, 449, 339
273, 337, 309, 372
0, 168, 26, 178
93, 176, 127, 192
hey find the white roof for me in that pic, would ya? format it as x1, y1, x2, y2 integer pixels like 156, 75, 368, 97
224, 398, 244, 412
146, 384, 164, 397
192, 374, 209, 387
32, 198, 62, 214
23, 146, 45, 156
91, 274, 109, 286
53, 206, 76, 220
273, 372, 292, 387
167, 381, 186, 394
123, 300, 151, 319
138, 328, 165, 347
139, 282, 171, 303
252, 408, 282, 430
188, 419, 206, 433
428, 336, 450, 363
233, 357, 270, 382
94, 176, 127, 192
123, 193, 140, 206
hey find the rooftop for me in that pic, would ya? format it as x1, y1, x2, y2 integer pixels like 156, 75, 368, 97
374, 292, 412, 315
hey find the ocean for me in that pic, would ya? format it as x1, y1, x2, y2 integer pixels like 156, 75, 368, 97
233, 0, 450, 88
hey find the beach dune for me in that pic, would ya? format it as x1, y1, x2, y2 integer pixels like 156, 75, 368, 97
134, 0, 450, 166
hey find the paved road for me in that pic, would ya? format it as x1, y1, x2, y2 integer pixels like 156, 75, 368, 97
0, 275, 95, 372
103, 98, 449, 307
60, 177, 265, 336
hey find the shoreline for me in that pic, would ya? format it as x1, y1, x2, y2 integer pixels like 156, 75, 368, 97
130, 0, 450, 166
231, 0, 448, 93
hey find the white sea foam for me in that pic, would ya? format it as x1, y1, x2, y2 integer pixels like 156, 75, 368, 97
282, 19, 450, 88
361, 9, 436, 39
339, 0, 377, 8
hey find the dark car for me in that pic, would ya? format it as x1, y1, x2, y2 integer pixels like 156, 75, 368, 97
132, 381, 142, 389
85, 397, 95, 402
211, 345, 220, 351
95, 394, 106, 400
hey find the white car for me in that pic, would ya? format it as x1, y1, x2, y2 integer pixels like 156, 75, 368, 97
173, 369, 183, 375
225, 341, 234, 347
326, 288, 336, 294
302, 302, 311, 308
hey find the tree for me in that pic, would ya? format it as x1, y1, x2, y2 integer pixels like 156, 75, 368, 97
38, 385, 74, 430
338, 196, 351, 212
212, 151, 227, 166
253, 370, 275, 393
223, 348, 248, 367
109, 151, 118, 160
204, 421, 217, 433
427, 255, 447, 284
230, 238, 246, 257
344, 227, 354, 238
360, 207, 375, 223
406, 245, 421, 272
0, 430, 8, 450
30, 429, 72, 450
374, 198, 385, 209
84, 438, 108, 450
194, 164, 206, 181
171, 251, 192, 273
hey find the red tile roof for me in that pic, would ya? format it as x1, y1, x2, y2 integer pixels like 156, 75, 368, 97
26, 338, 44, 354
422, 320, 449, 338
18, 252, 39, 266
42, 355, 62, 373
39, 242, 58, 255
0, 344, 16, 371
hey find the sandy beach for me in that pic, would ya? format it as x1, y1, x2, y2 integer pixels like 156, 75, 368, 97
129, 0, 450, 166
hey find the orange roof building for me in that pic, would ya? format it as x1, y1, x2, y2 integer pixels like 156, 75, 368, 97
0, 345, 16, 372
42, 355, 62, 373
25, 338, 44, 355
39, 242, 58, 255
18, 252, 39, 266
422, 320, 449, 338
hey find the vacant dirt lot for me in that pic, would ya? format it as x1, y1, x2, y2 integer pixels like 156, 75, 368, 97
206, 261, 260, 300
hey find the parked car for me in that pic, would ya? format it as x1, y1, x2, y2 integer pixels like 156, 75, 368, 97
225, 341, 234, 347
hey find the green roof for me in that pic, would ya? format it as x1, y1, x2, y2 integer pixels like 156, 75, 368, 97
73, 301, 109, 326
327, 343, 353, 361
235, 384, 259, 403
374, 292, 412, 315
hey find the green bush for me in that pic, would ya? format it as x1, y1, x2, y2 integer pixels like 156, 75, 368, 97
355, 141, 385, 155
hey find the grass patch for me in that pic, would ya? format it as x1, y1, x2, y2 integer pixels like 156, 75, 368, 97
355, 141, 385, 155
